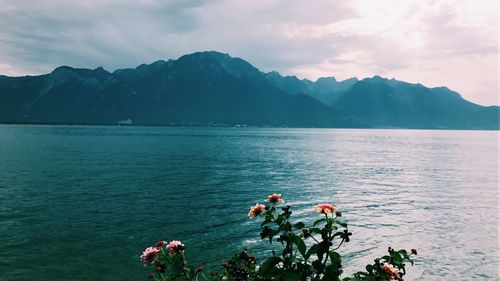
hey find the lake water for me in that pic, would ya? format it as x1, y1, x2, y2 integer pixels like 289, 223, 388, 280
0, 125, 498, 280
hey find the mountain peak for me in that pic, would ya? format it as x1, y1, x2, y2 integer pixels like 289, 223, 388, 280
315, 77, 337, 83
52, 65, 110, 76
180, 51, 232, 62
370, 75, 388, 82
93, 66, 109, 75
52, 65, 74, 73
135, 60, 168, 71
176, 51, 259, 78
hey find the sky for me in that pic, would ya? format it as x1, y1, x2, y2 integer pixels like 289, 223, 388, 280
0, 0, 498, 105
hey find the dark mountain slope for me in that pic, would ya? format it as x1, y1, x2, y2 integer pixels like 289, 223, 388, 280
0, 51, 497, 129
264, 72, 358, 105
0, 51, 356, 127
331, 76, 498, 129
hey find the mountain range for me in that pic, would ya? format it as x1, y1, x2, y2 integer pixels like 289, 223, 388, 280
0, 51, 498, 129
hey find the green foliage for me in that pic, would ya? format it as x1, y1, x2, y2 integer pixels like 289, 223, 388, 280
219, 250, 258, 281
140, 195, 417, 281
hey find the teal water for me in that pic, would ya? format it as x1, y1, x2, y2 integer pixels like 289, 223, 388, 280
0, 125, 498, 280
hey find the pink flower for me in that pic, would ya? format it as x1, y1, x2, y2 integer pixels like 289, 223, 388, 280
314, 204, 337, 214
156, 240, 166, 247
381, 263, 401, 280
248, 203, 266, 219
266, 194, 285, 204
166, 240, 185, 255
140, 247, 160, 265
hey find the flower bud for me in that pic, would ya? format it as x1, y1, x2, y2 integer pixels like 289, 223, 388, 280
147, 272, 154, 279
335, 210, 342, 217
411, 248, 417, 255
195, 266, 204, 274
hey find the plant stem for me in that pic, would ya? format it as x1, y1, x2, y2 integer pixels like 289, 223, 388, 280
331, 239, 345, 251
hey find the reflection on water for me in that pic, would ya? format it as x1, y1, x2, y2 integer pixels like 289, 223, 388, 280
0, 125, 498, 280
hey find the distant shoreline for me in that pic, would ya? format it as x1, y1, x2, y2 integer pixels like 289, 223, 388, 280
1, 122, 498, 131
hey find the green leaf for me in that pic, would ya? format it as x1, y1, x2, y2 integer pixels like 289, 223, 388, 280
317, 242, 329, 261
312, 260, 324, 272
335, 220, 348, 228
261, 217, 272, 227
329, 251, 341, 263
281, 271, 302, 281
310, 227, 322, 234
332, 231, 344, 239
323, 263, 341, 280
314, 218, 327, 226
276, 214, 284, 224
305, 244, 318, 260
294, 236, 306, 257
293, 222, 305, 229
392, 253, 403, 263
365, 264, 373, 272
259, 257, 282, 276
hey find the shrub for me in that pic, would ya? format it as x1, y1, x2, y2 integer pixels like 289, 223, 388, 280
140, 194, 416, 280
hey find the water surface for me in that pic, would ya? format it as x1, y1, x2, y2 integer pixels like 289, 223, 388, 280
0, 125, 498, 280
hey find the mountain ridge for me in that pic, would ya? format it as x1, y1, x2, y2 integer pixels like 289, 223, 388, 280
0, 51, 498, 129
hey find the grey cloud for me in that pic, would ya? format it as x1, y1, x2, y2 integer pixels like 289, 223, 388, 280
0, 0, 212, 71
420, 4, 496, 57
0, 0, 360, 74
0, 0, 496, 104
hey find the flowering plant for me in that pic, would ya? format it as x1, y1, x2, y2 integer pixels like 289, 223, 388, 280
140, 194, 416, 280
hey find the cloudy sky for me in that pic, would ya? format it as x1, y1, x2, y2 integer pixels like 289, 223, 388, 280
0, 0, 497, 105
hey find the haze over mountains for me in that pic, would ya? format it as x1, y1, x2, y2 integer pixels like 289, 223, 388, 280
0, 51, 498, 129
